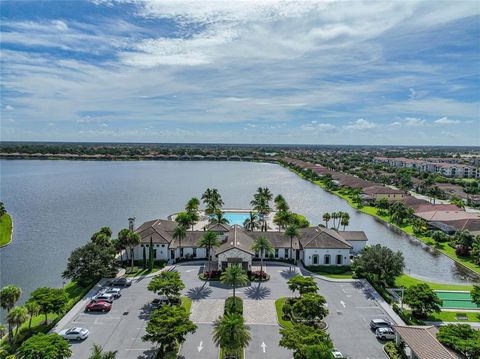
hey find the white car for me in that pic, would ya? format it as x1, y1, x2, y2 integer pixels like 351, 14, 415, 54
376, 327, 396, 341
59, 327, 89, 341
93, 293, 115, 303
101, 287, 121, 299
332, 349, 345, 358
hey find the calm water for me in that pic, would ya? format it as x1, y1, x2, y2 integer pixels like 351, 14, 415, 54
0, 160, 477, 302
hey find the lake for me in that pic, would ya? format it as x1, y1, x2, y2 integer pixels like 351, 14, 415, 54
0, 160, 477, 302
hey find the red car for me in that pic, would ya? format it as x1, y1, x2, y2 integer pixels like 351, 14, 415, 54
85, 300, 112, 312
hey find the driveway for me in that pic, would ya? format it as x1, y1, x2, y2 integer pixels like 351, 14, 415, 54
190, 299, 224, 323
243, 299, 277, 325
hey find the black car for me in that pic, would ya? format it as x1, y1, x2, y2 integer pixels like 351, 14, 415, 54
109, 278, 132, 287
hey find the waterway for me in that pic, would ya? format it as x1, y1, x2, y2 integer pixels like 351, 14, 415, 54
0, 160, 477, 302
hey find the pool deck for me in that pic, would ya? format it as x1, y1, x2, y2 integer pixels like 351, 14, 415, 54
170, 209, 278, 231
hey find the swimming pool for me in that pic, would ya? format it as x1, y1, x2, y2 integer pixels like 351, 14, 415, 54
222, 212, 251, 226
435, 291, 480, 310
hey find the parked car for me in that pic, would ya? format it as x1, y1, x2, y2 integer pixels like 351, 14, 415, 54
376, 327, 396, 341
370, 319, 392, 330
109, 278, 132, 287
93, 293, 115, 303
86, 300, 112, 312
59, 327, 89, 341
331, 348, 345, 358
101, 287, 121, 299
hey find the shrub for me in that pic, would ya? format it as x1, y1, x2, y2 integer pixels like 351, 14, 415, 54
202, 270, 222, 280
384, 342, 407, 359
224, 296, 243, 315
455, 245, 470, 257
248, 270, 269, 281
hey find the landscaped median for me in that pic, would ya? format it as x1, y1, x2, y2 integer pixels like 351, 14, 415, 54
0, 212, 13, 247
216, 296, 246, 359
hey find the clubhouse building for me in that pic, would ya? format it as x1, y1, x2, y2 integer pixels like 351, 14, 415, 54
130, 215, 368, 270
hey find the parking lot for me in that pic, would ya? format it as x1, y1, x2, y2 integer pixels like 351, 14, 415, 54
55, 276, 158, 359
57, 263, 392, 359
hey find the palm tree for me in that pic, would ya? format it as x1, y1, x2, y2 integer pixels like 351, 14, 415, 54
0, 324, 5, 339
221, 264, 248, 301
172, 225, 187, 259
284, 225, 299, 265
322, 213, 331, 228
25, 301, 40, 331
243, 212, 260, 231
127, 231, 141, 272
251, 236, 274, 274
7, 306, 28, 343
341, 215, 349, 231
185, 197, 200, 213
88, 343, 117, 359
212, 313, 251, 357
209, 210, 230, 225
250, 196, 271, 231
202, 188, 224, 215
117, 228, 131, 263
0, 285, 22, 313
176, 212, 193, 229
274, 194, 289, 212
198, 231, 221, 272
274, 210, 292, 231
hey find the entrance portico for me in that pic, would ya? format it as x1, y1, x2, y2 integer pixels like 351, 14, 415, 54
217, 247, 252, 271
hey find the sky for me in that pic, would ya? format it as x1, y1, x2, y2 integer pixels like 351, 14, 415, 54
0, 0, 479, 145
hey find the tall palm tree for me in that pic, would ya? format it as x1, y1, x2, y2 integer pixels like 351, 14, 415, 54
274, 194, 289, 212
209, 210, 229, 225
284, 225, 299, 265
251, 236, 274, 274
221, 264, 248, 301
25, 301, 40, 331
0, 285, 22, 313
127, 231, 141, 272
88, 343, 117, 359
274, 210, 292, 231
172, 225, 187, 259
202, 188, 224, 215
7, 306, 28, 343
198, 231, 221, 272
341, 216, 350, 231
243, 212, 260, 231
185, 197, 200, 213
322, 213, 331, 228
212, 313, 251, 357
117, 228, 131, 263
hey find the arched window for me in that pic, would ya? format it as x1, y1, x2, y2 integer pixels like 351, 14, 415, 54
336, 254, 342, 265
324, 254, 331, 265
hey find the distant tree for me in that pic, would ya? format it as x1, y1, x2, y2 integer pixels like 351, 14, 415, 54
202, 188, 224, 215
30, 287, 68, 324
251, 235, 274, 274
388, 202, 409, 225
0, 202, 6, 216
0, 285, 22, 313
274, 210, 292, 231
431, 231, 449, 245
198, 231, 221, 272
287, 275, 318, 297
243, 212, 260, 231
351, 244, 405, 287
127, 231, 141, 271
340, 212, 350, 231
142, 305, 196, 355
471, 285, 480, 306
454, 230, 475, 255
213, 313, 251, 356
25, 300, 40, 331
292, 293, 329, 324
147, 271, 185, 301
17, 333, 72, 359
404, 284, 442, 318
117, 228, 131, 262
250, 187, 273, 231
175, 211, 194, 229
428, 185, 443, 204
322, 213, 331, 228
437, 324, 480, 358
7, 306, 28, 344
284, 225, 299, 264
88, 344, 117, 359
279, 323, 333, 359
172, 225, 187, 259
185, 197, 200, 214
221, 265, 248, 303
375, 198, 390, 210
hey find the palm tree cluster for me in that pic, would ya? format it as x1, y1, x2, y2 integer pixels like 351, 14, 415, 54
251, 235, 274, 274
117, 228, 141, 271
321, 211, 350, 230
198, 230, 221, 273
202, 188, 224, 215
172, 197, 202, 260
250, 187, 273, 231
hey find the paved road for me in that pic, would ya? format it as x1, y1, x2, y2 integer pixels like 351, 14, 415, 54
246, 325, 292, 359
178, 324, 218, 359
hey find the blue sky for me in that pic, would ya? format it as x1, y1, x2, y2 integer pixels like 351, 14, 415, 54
1, 0, 479, 145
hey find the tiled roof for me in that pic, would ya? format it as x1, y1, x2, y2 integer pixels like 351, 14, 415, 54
393, 326, 460, 359
414, 204, 463, 213
415, 210, 479, 222
216, 225, 255, 255
363, 185, 405, 195
339, 231, 368, 241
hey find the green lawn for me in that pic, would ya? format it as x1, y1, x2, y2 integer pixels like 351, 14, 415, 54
125, 263, 165, 277
305, 266, 354, 279
275, 297, 293, 328
426, 311, 480, 323
0, 213, 13, 247
182, 296, 192, 314
395, 274, 473, 291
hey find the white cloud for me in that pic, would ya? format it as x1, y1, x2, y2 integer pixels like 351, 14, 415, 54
390, 121, 402, 127
4, 105, 14, 110
404, 117, 426, 127
408, 88, 417, 99
434, 116, 460, 124
301, 123, 336, 132
344, 119, 377, 130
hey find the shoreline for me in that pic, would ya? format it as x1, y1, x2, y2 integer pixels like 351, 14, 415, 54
280, 162, 480, 281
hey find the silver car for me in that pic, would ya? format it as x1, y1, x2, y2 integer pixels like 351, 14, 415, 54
101, 287, 121, 299
376, 327, 396, 341
93, 293, 115, 303
59, 327, 89, 341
